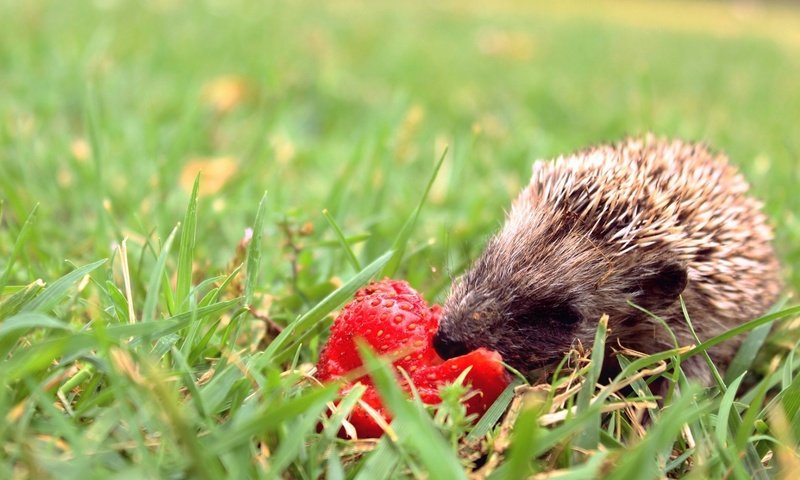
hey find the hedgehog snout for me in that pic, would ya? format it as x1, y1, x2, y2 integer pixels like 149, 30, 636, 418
432, 328, 470, 360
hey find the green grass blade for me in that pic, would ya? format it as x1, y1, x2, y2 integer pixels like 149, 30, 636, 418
492, 392, 546, 479
0, 312, 71, 358
258, 250, 392, 363
306, 232, 371, 249
1, 334, 97, 382
170, 346, 209, 422
574, 314, 608, 453
105, 279, 130, 323
467, 379, 521, 441
268, 407, 331, 475
681, 297, 727, 390
142, 226, 179, 322
358, 343, 467, 480
21, 258, 107, 314
119, 298, 240, 342
381, 146, 447, 278
176, 173, 200, 312
206, 384, 338, 454
244, 191, 267, 307
725, 321, 773, 384
0, 203, 38, 294
606, 385, 708, 480
547, 452, 610, 480
735, 372, 772, 450
204, 264, 242, 305
681, 305, 800, 362
0, 278, 45, 320
354, 437, 401, 480
716, 373, 746, 447
775, 367, 800, 442
326, 448, 346, 480
1, 299, 240, 384
323, 382, 366, 439
322, 208, 362, 272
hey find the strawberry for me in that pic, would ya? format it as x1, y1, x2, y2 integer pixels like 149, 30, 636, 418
315, 285, 439, 380
412, 348, 510, 415
316, 278, 511, 439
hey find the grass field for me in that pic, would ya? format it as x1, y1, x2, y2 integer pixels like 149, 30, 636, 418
1, 0, 800, 478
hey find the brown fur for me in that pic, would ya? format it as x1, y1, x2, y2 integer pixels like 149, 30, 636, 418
433, 136, 782, 384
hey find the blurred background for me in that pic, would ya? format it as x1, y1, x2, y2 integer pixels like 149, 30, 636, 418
1, 0, 799, 306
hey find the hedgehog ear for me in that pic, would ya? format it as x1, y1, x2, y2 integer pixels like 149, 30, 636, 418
637, 261, 688, 309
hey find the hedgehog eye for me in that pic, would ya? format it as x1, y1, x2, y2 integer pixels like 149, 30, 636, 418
551, 304, 582, 325
522, 304, 582, 326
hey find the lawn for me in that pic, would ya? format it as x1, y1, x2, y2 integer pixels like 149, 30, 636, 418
1, 0, 799, 478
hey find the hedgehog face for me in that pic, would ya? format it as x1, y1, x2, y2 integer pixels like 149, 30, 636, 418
433, 285, 588, 372
434, 236, 601, 373
434, 230, 690, 374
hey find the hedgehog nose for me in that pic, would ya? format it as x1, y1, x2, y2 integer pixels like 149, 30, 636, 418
432, 330, 469, 360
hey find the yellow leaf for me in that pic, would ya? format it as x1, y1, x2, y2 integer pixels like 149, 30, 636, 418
180, 156, 239, 196
202, 75, 250, 113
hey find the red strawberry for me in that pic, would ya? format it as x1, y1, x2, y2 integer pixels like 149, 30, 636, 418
411, 348, 508, 413
316, 278, 511, 439
315, 285, 439, 380
354, 278, 419, 298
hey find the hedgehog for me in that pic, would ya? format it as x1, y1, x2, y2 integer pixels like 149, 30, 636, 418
432, 137, 782, 384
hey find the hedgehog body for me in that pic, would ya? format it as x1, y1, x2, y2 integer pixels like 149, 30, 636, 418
433, 137, 782, 383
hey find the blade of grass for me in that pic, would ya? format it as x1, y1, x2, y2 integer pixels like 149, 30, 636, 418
0, 279, 45, 319
142, 226, 179, 322
269, 406, 333, 476
183, 265, 242, 359
629, 301, 682, 403
353, 437, 401, 480
574, 314, 608, 454
489, 391, 546, 479
135, 352, 222, 480
681, 297, 726, 390
176, 173, 200, 312
210, 265, 242, 303
2, 299, 240, 383
105, 279, 130, 323
122, 298, 241, 343
326, 448, 346, 480
323, 382, 366, 439
681, 300, 770, 479
1, 334, 96, 382
467, 378, 522, 441
21, 258, 107, 314
84, 85, 109, 241
0, 203, 38, 294
257, 250, 392, 364
0, 312, 72, 357
777, 368, 800, 441
245, 191, 268, 307
322, 208, 361, 272
206, 384, 338, 454
605, 385, 708, 480
306, 232, 371, 249
725, 322, 773, 384
716, 373, 746, 447
735, 372, 772, 450
680, 305, 800, 362
170, 346, 209, 423
381, 146, 447, 278
359, 343, 467, 480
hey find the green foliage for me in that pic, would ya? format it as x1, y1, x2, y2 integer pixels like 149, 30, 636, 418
0, 0, 799, 477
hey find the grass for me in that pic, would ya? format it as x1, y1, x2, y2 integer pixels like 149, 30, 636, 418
1, 0, 799, 477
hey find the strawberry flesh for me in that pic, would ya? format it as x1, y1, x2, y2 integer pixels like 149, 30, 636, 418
316, 278, 511, 439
